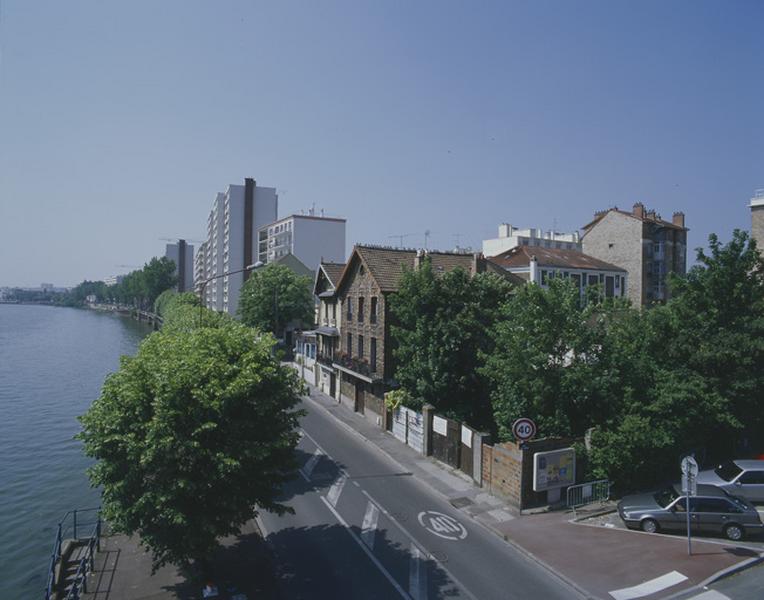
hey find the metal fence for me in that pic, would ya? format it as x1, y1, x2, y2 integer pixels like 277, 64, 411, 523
45, 507, 101, 600
566, 480, 610, 515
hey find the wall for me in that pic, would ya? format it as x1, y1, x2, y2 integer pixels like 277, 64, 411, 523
753, 204, 764, 253
293, 217, 346, 272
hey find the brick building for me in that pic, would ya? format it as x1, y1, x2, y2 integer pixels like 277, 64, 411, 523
751, 190, 764, 252
581, 203, 687, 306
332, 245, 519, 426
313, 261, 346, 399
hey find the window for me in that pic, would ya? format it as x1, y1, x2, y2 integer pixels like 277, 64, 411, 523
358, 335, 364, 358
346, 333, 352, 356
540, 270, 548, 285
588, 275, 598, 287
358, 297, 365, 322
620, 276, 625, 295
346, 297, 353, 321
739, 471, 764, 484
370, 338, 377, 372
695, 499, 737, 514
605, 276, 614, 297
331, 301, 336, 320
715, 461, 743, 482
370, 297, 378, 323
571, 273, 581, 291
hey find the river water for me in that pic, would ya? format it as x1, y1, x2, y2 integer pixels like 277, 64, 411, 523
0, 304, 151, 598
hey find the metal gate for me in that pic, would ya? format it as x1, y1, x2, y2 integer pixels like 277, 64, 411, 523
406, 408, 424, 453
459, 424, 474, 477
392, 407, 407, 443
432, 414, 460, 468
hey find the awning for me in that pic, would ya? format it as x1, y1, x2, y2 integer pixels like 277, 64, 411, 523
316, 326, 339, 337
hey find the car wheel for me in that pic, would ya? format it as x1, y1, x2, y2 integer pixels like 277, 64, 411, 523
641, 519, 659, 534
724, 524, 744, 541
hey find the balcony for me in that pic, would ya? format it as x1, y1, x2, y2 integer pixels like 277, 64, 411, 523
333, 352, 376, 379
316, 353, 335, 368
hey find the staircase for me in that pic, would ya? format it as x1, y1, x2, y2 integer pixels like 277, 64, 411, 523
44, 508, 102, 600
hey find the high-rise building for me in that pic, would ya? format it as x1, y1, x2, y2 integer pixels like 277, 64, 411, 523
199, 178, 278, 314
257, 211, 346, 271
164, 239, 194, 292
194, 241, 207, 295
482, 223, 581, 257
751, 189, 764, 252
582, 203, 687, 306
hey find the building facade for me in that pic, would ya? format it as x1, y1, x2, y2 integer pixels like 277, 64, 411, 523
312, 262, 345, 399
193, 241, 207, 295
752, 189, 764, 252
257, 212, 346, 272
164, 239, 194, 293
483, 223, 581, 257
198, 178, 278, 314
103, 275, 126, 287
491, 246, 627, 300
582, 203, 687, 306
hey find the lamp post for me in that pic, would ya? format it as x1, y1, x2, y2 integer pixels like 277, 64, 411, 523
197, 262, 263, 327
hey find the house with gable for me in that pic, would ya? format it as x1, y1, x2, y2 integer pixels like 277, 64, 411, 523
312, 261, 346, 398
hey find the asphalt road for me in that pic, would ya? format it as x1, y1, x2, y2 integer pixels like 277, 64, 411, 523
258, 399, 584, 600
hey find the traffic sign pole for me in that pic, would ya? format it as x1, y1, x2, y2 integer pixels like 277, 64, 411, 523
681, 456, 698, 556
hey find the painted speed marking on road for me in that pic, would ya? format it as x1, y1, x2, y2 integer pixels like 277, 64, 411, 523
417, 510, 467, 540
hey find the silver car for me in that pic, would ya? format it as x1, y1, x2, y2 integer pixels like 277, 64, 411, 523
696, 460, 764, 503
617, 483, 763, 541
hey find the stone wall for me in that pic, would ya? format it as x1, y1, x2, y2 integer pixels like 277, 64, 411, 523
753, 205, 764, 254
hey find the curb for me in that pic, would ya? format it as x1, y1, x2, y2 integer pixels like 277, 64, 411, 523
663, 553, 764, 600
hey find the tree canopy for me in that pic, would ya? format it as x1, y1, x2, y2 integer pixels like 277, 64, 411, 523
78, 322, 303, 571
237, 264, 314, 336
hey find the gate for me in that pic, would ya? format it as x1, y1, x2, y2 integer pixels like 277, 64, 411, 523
459, 424, 474, 477
406, 408, 424, 453
392, 407, 407, 443
432, 414, 460, 468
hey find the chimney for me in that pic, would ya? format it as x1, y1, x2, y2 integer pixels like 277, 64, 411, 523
632, 202, 645, 219
414, 248, 424, 270
672, 212, 685, 228
646, 209, 656, 220
529, 255, 539, 284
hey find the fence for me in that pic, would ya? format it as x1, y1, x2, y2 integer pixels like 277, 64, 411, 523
45, 507, 102, 600
391, 406, 424, 454
431, 414, 461, 469
566, 479, 610, 515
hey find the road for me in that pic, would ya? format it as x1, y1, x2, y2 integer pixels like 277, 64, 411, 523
258, 398, 584, 600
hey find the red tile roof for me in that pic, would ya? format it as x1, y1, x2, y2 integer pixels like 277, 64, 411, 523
492, 246, 627, 272
582, 207, 687, 232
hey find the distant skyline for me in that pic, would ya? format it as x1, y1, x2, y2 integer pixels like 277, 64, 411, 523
1, 1, 762, 287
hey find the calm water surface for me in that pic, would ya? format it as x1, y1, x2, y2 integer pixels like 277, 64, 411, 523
0, 305, 151, 598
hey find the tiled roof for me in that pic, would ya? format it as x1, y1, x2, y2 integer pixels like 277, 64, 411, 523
492, 246, 627, 272
582, 207, 687, 232
320, 262, 346, 287
354, 246, 417, 292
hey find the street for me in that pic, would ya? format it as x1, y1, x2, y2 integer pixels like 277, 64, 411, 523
258, 398, 584, 600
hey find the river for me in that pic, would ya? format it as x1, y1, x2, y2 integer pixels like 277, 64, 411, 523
0, 304, 152, 598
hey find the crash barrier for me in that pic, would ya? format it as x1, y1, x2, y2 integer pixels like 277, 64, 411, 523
566, 479, 610, 516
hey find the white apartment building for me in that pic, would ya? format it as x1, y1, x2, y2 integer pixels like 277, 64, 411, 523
194, 241, 207, 295
200, 178, 278, 315
104, 275, 126, 286
257, 211, 346, 272
482, 223, 581, 257
164, 239, 194, 292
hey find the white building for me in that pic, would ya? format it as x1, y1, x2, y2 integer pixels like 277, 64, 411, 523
165, 239, 194, 293
199, 178, 278, 315
194, 241, 207, 295
482, 223, 581, 257
257, 211, 346, 272
104, 275, 126, 286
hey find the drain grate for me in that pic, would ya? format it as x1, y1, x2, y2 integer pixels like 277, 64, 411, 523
449, 496, 474, 509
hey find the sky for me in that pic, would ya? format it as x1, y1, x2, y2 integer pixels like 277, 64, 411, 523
0, 0, 762, 287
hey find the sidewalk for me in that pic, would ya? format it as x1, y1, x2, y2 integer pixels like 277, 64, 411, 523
302, 380, 764, 600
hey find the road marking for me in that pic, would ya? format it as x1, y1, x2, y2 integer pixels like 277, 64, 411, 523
609, 571, 688, 600
300, 448, 322, 480
361, 501, 380, 549
408, 542, 427, 600
326, 475, 347, 507
686, 591, 731, 600
418, 510, 468, 541
320, 496, 411, 599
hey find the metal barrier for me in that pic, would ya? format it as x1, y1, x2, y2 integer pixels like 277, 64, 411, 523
44, 507, 101, 600
566, 480, 610, 515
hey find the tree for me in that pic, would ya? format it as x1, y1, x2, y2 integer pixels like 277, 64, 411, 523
142, 257, 178, 309
238, 264, 314, 336
390, 262, 514, 431
78, 323, 303, 572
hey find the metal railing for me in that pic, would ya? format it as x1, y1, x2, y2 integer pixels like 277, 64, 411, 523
45, 507, 101, 600
566, 480, 610, 515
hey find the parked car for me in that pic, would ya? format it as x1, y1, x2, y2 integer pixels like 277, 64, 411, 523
696, 459, 764, 503
617, 483, 763, 541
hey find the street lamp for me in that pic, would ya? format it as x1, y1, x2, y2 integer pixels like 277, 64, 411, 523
198, 262, 263, 327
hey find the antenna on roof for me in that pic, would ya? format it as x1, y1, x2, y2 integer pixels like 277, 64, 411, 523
388, 233, 417, 248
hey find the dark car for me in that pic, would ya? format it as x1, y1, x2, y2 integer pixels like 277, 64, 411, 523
617, 483, 763, 541
696, 459, 764, 503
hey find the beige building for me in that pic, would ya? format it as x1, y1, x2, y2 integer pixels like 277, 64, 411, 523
751, 190, 764, 252
581, 203, 688, 306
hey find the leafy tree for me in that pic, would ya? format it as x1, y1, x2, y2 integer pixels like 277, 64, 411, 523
141, 257, 178, 309
78, 323, 303, 572
390, 262, 513, 431
155, 290, 198, 317
238, 264, 314, 336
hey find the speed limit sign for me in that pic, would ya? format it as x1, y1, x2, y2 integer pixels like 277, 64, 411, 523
512, 418, 537, 442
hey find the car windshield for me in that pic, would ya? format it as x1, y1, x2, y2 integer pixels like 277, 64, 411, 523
654, 486, 679, 508
714, 461, 743, 482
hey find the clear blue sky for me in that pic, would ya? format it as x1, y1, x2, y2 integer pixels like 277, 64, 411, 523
1, 1, 761, 287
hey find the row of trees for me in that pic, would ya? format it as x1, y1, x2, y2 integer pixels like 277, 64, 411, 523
390, 231, 764, 492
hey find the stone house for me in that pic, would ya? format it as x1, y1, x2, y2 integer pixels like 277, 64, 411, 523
332, 245, 520, 426
751, 190, 764, 252
581, 203, 688, 306
312, 261, 345, 398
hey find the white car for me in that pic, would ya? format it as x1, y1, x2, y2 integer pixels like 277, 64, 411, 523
696, 460, 764, 503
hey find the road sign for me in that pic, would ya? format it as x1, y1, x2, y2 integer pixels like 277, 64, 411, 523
680, 456, 699, 556
681, 456, 698, 477
512, 418, 537, 442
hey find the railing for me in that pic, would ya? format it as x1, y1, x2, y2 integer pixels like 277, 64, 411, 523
63, 519, 102, 600
334, 353, 375, 378
566, 480, 610, 516
45, 507, 101, 600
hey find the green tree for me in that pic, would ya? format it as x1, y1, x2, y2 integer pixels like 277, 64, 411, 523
238, 264, 314, 336
390, 262, 514, 431
78, 323, 303, 572
142, 256, 178, 309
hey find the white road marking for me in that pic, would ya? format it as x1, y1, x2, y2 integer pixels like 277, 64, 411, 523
327, 475, 347, 507
300, 448, 322, 480
361, 501, 380, 549
408, 542, 427, 600
609, 571, 688, 600
418, 510, 468, 540
320, 496, 411, 599
686, 591, 731, 600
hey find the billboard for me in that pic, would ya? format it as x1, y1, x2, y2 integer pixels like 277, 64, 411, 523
533, 448, 576, 491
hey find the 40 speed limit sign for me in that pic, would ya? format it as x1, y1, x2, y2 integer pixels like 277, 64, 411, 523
512, 418, 537, 442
